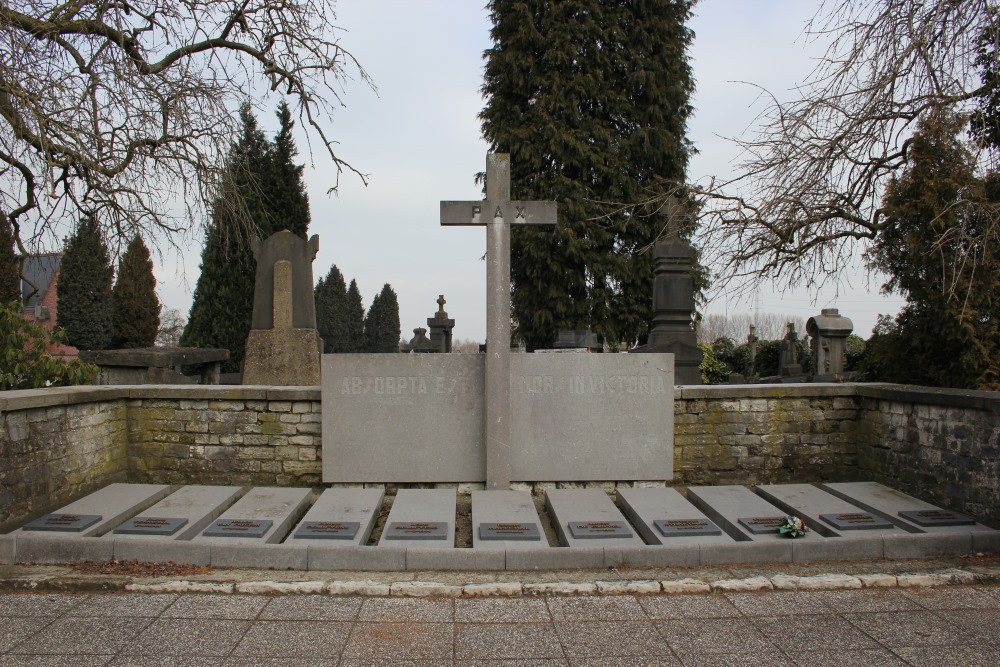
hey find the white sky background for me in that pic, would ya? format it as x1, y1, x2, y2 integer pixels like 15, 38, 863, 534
153, 0, 905, 343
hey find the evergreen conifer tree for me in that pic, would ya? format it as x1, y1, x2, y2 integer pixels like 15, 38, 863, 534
112, 236, 161, 348
315, 265, 349, 353
182, 102, 311, 372
57, 214, 114, 350
0, 215, 19, 304
363, 284, 400, 353
343, 279, 366, 353
480, 0, 696, 349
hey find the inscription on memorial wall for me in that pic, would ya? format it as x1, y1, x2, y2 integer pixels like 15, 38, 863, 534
515, 374, 667, 395
339, 376, 477, 396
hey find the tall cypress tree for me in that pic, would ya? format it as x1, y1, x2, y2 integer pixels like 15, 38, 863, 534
112, 236, 161, 348
363, 283, 400, 353
480, 0, 696, 349
181, 105, 271, 372
0, 215, 19, 304
315, 265, 349, 353
57, 214, 114, 350
182, 102, 311, 372
344, 279, 366, 353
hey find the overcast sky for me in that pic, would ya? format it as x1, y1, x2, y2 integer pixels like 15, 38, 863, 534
154, 0, 904, 343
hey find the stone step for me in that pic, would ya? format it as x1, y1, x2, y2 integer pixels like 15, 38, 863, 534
191, 487, 312, 545
545, 489, 644, 547
616, 487, 734, 545
284, 487, 384, 546
377, 488, 456, 549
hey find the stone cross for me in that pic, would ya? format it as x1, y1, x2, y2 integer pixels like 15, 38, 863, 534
440, 153, 557, 489
437, 294, 446, 314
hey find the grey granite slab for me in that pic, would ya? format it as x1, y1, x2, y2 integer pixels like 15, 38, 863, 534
756, 483, 902, 538
16, 483, 171, 538
377, 489, 455, 548
191, 487, 311, 545
471, 490, 547, 550
283, 487, 384, 546
685, 485, 799, 542
822, 481, 996, 535
544, 489, 644, 547
616, 487, 733, 546
106, 485, 243, 540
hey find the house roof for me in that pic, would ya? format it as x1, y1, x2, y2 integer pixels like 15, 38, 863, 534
21, 253, 62, 307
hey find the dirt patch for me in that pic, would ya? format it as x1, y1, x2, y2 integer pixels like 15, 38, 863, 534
69, 560, 213, 577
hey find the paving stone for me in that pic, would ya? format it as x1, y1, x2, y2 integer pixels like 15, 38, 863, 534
668, 651, 794, 667
639, 594, 741, 619
222, 659, 335, 667
893, 645, 1000, 667
773, 649, 907, 666
326, 580, 390, 596
546, 596, 648, 621
724, 590, 832, 616
161, 594, 268, 619
456, 597, 551, 622
229, 620, 351, 658
125, 581, 233, 594
925, 608, 1000, 646
66, 594, 177, 617
122, 618, 251, 657
455, 622, 564, 660
10, 616, 152, 655
896, 572, 959, 587
814, 589, 925, 613
0, 593, 91, 616
0, 616, 55, 653
858, 573, 898, 588
769, 574, 801, 590
554, 620, 673, 658
653, 618, 777, 655
358, 596, 454, 622
843, 609, 979, 648
341, 621, 453, 661
6, 655, 116, 667
567, 658, 679, 667
796, 573, 863, 590
901, 586, 1000, 609
259, 595, 361, 621
750, 614, 883, 652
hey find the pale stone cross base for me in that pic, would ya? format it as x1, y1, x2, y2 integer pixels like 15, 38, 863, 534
243, 260, 322, 385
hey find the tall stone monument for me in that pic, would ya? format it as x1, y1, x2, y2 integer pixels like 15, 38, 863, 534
635, 195, 703, 384
242, 230, 322, 385
806, 308, 854, 377
427, 295, 455, 353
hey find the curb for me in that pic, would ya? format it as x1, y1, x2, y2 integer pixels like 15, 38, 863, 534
4, 566, 997, 597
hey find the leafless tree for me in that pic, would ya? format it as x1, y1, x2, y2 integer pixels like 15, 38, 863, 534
451, 338, 483, 354
156, 307, 186, 347
637, 1, 999, 298
698, 312, 806, 344
0, 0, 371, 260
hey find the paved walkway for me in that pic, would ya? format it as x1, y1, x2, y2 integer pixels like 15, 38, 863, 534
1, 583, 999, 665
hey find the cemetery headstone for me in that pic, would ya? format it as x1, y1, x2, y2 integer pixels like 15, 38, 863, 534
616, 487, 731, 545
242, 230, 322, 385
544, 489, 644, 547
806, 308, 853, 377
471, 489, 546, 550
284, 487, 384, 546
778, 323, 804, 377
377, 489, 456, 549
427, 295, 456, 352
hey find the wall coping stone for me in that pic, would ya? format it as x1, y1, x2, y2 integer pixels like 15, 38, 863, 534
676, 383, 862, 399
856, 383, 1000, 413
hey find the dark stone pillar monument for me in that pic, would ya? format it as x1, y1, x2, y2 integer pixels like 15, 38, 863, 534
427, 295, 455, 353
636, 196, 703, 384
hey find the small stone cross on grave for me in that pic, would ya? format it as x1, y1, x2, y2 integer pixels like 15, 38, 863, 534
440, 153, 557, 489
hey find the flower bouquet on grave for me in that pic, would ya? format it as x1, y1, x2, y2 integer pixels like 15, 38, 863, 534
778, 515, 809, 538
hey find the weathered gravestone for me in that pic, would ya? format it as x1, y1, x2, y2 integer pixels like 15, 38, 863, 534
322, 153, 675, 488
806, 308, 853, 378
243, 230, 322, 385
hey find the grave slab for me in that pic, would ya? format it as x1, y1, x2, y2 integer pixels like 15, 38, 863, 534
284, 487, 384, 546
471, 490, 547, 550
685, 485, 798, 542
107, 485, 243, 540
192, 487, 311, 545
544, 489, 644, 547
756, 484, 901, 538
16, 483, 171, 538
822, 482, 996, 535
377, 489, 456, 549
616, 487, 733, 546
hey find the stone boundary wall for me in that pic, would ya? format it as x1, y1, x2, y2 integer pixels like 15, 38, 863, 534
0, 382, 997, 531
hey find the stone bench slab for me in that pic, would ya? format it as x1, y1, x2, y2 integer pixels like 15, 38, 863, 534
616, 487, 734, 545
